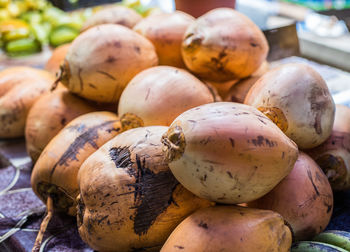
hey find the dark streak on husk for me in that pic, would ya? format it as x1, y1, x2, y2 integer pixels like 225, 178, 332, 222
131, 154, 179, 235
49, 120, 117, 178
109, 147, 133, 171
97, 70, 116, 80
251, 135, 277, 147
108, 148, 179, 236
307, 169, 320, 196
78, 68, 84, 91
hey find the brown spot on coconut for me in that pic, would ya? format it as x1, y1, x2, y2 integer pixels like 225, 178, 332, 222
81, 6, 142, 32
248, 152, 333, 241
133, 11, 195, 68
45, 43, 71, 76
31, 111, 121, 216
244, 63, 335, 149
77, 126, 212, 252
60, 24, 158, 103
161, 205, 292, 252
162, 102, 299, 204
181, 8, 269, 82
118, 66, 215, 128
306, 104, 350, 191
25, 88, 96, 162
0, 67, 55, 139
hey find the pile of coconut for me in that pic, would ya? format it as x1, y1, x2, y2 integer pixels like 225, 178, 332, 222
0, 6, 348, 252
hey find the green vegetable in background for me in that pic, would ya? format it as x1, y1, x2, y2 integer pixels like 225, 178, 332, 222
42, 7, 66, 27
5, 37, 41, 56
0, 0, 122, 55
24, 0, 48, 10
30, 22, 49, 44
20, 11, 41, 24
49, 26, 78, 47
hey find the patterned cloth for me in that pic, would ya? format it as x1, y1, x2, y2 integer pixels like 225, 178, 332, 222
0, 139, 92, 252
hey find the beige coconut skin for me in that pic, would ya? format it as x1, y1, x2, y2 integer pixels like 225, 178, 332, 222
161, 205, 292, 252
31, 112, 121, 216
248, 152, 333, 241
77, 126, 212, 252
245, 63, 335, 149
162, 102, 299, 204
118, 66, 215, 128
61, 24, 158, 103
134, 11, 194, 68
0, 67, 55, 138
182, 8, 269, 82
81, 6, 142, 32
307, 104, 350, 191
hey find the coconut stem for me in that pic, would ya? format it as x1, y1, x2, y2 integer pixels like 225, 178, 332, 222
162, 125, 186, 162
32, 196, 54, 252
51, 78, 60, 92
50, 64, 64, 91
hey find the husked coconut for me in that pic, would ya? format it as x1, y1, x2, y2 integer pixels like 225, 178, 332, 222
162, 102, 299, 204
161, 205, 292, 252
59, 24, 158, 103
245, 63, 335, 149
25, 88, 96, 161
81, 6, 142, 31
182, 8, 269, 82
225, 61, 270, 103
134, 11, 194, 68
0, 67, 55, 138
248, 152, 333, 241
30, 111, 121, 250
307, 104, 350, 191
45, 43, 71, 75
77, 126, 212, 251
31, 112, 121, 216
118, 66, 215, 129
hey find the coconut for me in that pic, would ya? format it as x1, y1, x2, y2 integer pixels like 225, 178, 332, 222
162, 102, 299, 204
161, 205, 292, 252
25, 88, 96, 162
118, 66, 215, 130
59, 24, 158, 103
133, 11, 194, 68
307, 104, 350, 191
224, 60, 270, 103
248, 152, 333, 240
81, 6, 142, 31
31, 112, 121, 216
77, 126, 212, 251
45, 43, 71, 75
0, 67, 55, 138
244, 63, 335, 149
182, 8, 268, 82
